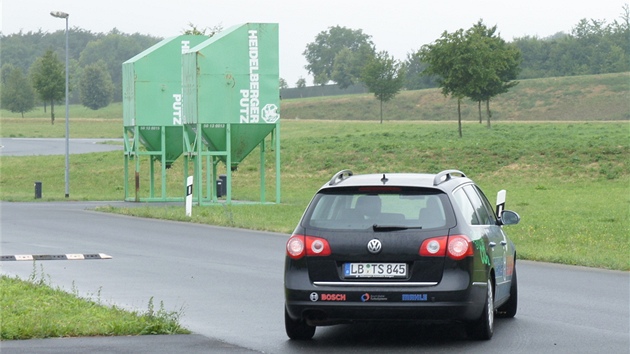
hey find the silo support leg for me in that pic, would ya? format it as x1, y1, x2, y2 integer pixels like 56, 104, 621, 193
226, 124, 232, 204
135, 126, 141, 202
150, 158, 155, 199
161, 127, 167, 199
206, 154, 212, 202
211, 157, 217, 203
195, 124, 203, 205
275, 123, 281, 204
260, 139, 266, 203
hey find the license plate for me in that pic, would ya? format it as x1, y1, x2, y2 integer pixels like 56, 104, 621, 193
343, 263, 407, 278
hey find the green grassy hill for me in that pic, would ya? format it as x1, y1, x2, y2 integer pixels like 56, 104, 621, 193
281, 72, 630, 121
1, 72, 628, 122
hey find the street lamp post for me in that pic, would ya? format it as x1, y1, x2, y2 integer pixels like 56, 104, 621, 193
50, 11, 70, 198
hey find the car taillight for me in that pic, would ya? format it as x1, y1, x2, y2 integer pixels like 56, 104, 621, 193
446, 234, 473, 260
286, 235, 305, 259
286, 235, 331, 260
420, 236, 447, 256
306, 237, 331, 257
420, 235, 473, 260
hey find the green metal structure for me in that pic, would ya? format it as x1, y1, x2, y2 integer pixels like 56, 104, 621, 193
123, 35, 207, 201
182, 23, 281, 204
122, 24, 281, 204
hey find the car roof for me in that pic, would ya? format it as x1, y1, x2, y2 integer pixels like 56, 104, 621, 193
319, 170, 473, 192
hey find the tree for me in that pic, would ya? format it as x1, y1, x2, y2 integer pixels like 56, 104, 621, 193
403, 51, 438, 90
330, 47, 355, 88
511, 35, 553, 79
569, 17, 630, 74
331, 43, 375, 88
1, 63, 16, 86
465, 21, 521, 127
303, 26, 374, 86
279, 77, 288, 89
79, 60, 114, 110
0, 63, 17, 109
419, 29, 470, 137
30, 49, 65, 124
361, 51, 405, 123
295, 77, 306, 88
1, 65, 35, 117
511, 6, 629, 79
182, 23, 223, 37
0, 28, 160, 105
79, 30, 156, 101
419, 21, 521, 136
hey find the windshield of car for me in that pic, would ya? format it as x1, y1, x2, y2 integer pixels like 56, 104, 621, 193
304, 187, 450, 230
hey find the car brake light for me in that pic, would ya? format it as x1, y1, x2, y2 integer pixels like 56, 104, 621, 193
286, 235, 305, 259
447, 235, 473, 260
420, 236, 447, 256
286, 235, 331, 260
306, 237, 331, 256
420, 235, 473, 260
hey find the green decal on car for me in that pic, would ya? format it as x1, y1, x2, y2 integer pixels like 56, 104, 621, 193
473, 239, 491, 266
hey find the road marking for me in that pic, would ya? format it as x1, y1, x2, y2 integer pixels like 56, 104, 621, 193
0, 253, 112, 261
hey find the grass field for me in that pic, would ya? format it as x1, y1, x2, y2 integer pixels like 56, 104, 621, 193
1, 268, 189, 340
281, 73, 630, 122
1, 120, 628, 270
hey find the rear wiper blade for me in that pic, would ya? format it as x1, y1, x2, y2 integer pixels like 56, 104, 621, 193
372, 224, 423, 232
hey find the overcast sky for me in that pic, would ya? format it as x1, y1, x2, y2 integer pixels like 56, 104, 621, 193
1, 0, 626, 86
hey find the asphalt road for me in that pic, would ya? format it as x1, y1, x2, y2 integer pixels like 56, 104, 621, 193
0, 201, 628, 353
0, 138, 123, 156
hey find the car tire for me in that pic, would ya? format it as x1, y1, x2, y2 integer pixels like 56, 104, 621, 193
284, 306, 315, 340
497, 267, 518, 318
467, 278, 494, 340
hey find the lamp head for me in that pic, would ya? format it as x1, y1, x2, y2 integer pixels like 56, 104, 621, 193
50, 11, 69, 19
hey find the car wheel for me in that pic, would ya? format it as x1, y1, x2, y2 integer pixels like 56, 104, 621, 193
467, 278, 494, 340
497, 267, 518, 318
284, 306, 315, 340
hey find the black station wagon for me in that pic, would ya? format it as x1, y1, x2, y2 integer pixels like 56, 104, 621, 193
284, 170, 520, 340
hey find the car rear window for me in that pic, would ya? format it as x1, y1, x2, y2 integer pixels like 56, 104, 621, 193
304, 187, 451, 230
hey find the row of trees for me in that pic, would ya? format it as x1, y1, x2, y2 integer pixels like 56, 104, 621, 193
419, 21, 520, 136
301, 5, 628, 90
513, 17, 629, 78
2, 50, 119, 122
1, 28, 161, 119
0, 24, 224, 119
300, 21, 521, 131
300, 26, 405, 123
298, 6, 627, 131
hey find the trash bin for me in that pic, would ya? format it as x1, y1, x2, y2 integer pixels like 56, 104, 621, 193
34, 181, 42, 199
216, 179, 223, 198
217, 174, 227, 198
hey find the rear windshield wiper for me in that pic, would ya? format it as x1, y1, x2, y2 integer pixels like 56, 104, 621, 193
372, 224, 423, 232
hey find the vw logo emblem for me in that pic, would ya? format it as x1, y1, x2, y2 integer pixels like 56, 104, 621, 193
367, 239, 382, 254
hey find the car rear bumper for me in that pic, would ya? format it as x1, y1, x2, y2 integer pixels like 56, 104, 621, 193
285, 271, 487, 326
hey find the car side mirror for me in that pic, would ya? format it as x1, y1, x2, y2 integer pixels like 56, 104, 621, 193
500, 210, 520, 225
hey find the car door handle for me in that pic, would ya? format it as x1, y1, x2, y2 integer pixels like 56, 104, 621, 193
489, 242, 497, 247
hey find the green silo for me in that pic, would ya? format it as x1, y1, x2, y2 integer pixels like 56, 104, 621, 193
182, 23, 280, 170
123, 35, 207, 201
182, 23, 281, 204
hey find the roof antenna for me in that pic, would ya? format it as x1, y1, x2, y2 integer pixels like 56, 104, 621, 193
381, 174, 388, 184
